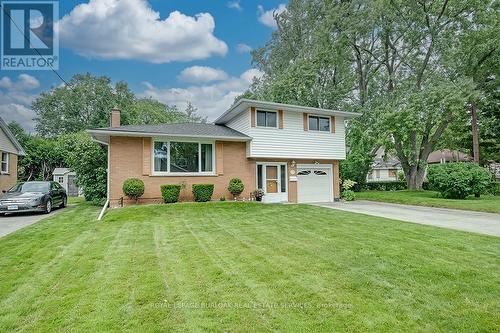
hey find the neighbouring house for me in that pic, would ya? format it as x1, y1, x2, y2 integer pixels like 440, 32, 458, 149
427, 149, 472, 164
0, 117, 25, 192
367, 147, 474, 183
88, 100, 360, 207
366, 147, 402, 182
53, 168, 80, 196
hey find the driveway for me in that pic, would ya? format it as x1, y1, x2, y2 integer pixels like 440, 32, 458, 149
314, 200, 500, 237
0, 209, 63, 238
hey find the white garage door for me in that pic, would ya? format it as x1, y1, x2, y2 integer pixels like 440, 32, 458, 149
297, 165, 333, 203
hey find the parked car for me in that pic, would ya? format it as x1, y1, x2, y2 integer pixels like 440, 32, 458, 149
0, 181, 67, 215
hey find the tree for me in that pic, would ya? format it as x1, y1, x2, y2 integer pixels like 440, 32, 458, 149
57, 133, 107, 203
32, 73, 135, 137
122, 98, 190, 125
248, 0, 493, 189
184, 102, 207, 123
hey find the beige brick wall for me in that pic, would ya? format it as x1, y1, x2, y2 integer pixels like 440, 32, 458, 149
0, 154, 18, 192
108, 136, 340, 206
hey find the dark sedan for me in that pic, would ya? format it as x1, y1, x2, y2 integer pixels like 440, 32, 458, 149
0, 181, 67, 215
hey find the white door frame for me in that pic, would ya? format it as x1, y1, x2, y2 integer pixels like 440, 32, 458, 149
297, 164, 333, 203
256, 162, 288, 203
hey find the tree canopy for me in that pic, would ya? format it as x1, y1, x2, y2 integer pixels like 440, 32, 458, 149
246, 0, 498, 188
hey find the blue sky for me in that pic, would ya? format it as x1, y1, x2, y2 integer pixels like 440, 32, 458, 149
0, 0, 287, 131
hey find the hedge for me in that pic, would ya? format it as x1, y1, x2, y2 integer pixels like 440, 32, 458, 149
161, 184, 182, 203
362, 181, 431, 191
427, 163, 492, 199
192, 184, 214, 202
122, 178, 145, 201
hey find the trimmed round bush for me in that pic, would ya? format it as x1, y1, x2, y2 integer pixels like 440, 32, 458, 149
192, 184, 214, 202
161, 184, 181, 203
342, 190, 355, 201
427, 163, 492, 199
228, 178, 244, 198
122, 178, 145, 202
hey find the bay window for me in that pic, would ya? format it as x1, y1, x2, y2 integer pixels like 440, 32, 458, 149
153, 141, 214, 174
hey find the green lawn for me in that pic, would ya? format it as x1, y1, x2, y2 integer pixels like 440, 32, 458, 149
356, 190, 500, 214
0, 202, 499, 332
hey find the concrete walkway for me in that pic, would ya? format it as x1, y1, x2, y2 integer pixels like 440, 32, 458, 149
314, 200, 500, 237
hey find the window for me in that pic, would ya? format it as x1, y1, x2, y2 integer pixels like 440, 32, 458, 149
280, 165, 286, 193
256, 110, 277, 127
170, 142, 198, 172
308, 115, 330, 132
376, 170, 381, 178
153, 141, 214, 174
389, 169, 397, 178
58, 177, 64, 183
257, 164, 263, 189
1, 152, 8, 174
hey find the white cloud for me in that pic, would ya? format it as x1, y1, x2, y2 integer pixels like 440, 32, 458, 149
57, 0, 228, 63
140, 69, 263, 120
178, 66, 228, 83
236, 43, 252, 53
257, 4, 287, 29
0, 75, 40, 132
227, 1, 242, 11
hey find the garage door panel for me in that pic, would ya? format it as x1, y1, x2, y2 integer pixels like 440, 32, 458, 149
297, 166, 332, 203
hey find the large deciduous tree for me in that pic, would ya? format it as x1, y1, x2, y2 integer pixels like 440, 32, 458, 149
248, 0, 495, 189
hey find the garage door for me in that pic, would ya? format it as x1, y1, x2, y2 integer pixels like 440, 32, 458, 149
297, 165, 332, 203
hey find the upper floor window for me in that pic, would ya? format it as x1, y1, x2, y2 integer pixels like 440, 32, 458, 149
256, 110, 277, 128
1, 152, 8, 174
153, 141, 214, 174
308, 115, 330, 132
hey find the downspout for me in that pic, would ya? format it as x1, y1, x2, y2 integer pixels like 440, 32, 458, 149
96, 139, 109, 221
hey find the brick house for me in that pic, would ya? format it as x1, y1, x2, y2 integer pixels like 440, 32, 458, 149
88, 99, 359, 207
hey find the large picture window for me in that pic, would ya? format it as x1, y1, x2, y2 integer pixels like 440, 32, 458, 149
308, 115, 330, 132
256, 110, 277, 127
153, 141, 214, 174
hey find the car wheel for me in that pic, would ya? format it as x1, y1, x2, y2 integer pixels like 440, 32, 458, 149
60, 196, 67, 208
45, 199, 52, 214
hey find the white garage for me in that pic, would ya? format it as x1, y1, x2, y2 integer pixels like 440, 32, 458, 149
297, 164, 333, 203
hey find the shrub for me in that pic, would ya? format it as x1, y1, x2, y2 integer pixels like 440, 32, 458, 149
363, 181, 408, 191
161, 184, 181, 203
427, 163, 492, 199
122, 178, 145, 202
342, 179, 357, 191
192, 184, 214, 202
228, 178, 245, 198
342, 190, 355, 201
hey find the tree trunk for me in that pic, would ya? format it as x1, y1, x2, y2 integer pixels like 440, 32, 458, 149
406, 166, 426, 190
470, 102, 480, 163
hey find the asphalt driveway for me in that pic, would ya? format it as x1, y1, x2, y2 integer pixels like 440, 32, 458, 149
0, 209, 63, 238
314, 200, 500, 237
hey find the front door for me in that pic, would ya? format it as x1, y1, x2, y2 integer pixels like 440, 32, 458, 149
257, 163, 288, 203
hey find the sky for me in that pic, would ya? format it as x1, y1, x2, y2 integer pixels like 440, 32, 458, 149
0, 0, 288, 132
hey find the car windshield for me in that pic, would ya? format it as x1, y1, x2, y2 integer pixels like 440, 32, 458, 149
8, 182, 50, 193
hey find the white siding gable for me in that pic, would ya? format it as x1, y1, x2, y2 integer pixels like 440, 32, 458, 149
0, 127, 17, 154
225, 108, 347, 160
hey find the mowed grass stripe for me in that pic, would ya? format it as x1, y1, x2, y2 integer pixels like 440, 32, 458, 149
0, 202, 498, 332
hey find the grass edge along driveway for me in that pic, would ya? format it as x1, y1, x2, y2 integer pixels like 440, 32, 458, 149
0, 201, 498, 332
356, 190, 500, 214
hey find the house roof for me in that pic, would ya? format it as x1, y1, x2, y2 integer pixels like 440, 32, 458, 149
53, 168, 73, 175
214, 99, 361, 124
0, 116, 25, 156
427, 149, 472, 164
87, 122, 251, 143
